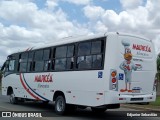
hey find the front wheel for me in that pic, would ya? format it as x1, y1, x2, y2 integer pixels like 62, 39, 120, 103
91, 107, 107, 113
55, 96, 66, 115
10, 93, 18, 104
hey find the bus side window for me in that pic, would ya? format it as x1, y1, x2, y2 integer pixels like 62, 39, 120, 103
8, 60, 15, 71
66, 45, 74, 70
43, 49, 51, 71
5, 60, 9, 72
54, 46, 67, 71
52, 45, 75, 71
91, 40, 103, 69
77, 42, 92, 69
76, 39, 104, 70
92, 55, 102, 68
19, 52, 28, 72
54, 58, 66, 70
34, 50, 44, 71
27, 51, 34, 72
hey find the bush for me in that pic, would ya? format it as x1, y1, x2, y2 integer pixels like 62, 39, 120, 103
0, 70, 2, 79
0, 71, 2, 90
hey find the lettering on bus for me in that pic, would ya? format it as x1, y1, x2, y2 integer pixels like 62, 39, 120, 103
34, 73, 53, 82
132, 44, 151, 52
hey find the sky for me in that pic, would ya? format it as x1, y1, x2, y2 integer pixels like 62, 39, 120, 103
0, 0, 160, 65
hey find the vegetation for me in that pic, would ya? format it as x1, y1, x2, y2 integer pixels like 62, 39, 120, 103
150, 96, 160, 106
157, 54, 160, 81
157, 54, 160, 71
0, 70, 2, 90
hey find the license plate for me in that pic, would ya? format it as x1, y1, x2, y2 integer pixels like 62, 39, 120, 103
132, 90, 140, 93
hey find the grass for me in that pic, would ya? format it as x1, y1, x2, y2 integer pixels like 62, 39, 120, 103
150, 96, 160, 106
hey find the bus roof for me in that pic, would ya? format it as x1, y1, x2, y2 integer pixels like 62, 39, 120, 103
11, 32, 151, 54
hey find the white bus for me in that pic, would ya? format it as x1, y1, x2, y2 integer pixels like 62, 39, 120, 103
1, 32, 157, 114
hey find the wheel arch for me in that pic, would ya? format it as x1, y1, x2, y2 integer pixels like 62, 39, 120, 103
53, 91, 65, 102
7, 86, 13, 95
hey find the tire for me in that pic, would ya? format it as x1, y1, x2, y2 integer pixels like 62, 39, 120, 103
55, 96, 66, 115
91, 107, 107, 113
10, 93, 18, 104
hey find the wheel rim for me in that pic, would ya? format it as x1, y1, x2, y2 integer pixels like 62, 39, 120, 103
57, 99, 64, 112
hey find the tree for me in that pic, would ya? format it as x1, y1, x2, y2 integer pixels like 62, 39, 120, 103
0, 71, 2, 79
157, 53, 160, 72
0, 70, 2, 88
157, 54, 160, 81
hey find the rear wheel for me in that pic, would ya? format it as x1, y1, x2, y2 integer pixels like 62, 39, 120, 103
91, 107, 107, 113
10, 93, 18, 104
55, 96, 66, 115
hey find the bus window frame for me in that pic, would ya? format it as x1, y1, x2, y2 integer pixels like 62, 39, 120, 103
75, 37, 106, 71
3, 37, 106, 74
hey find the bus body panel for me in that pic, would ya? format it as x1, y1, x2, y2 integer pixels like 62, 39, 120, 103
104, 33, 156, 104
2, 71, 106, 106
1, 32, 157, 107
117, 35, 156, 94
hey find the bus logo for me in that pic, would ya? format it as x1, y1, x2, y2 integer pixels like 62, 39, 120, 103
132, 44, 151, 52
34, 73, 53, 82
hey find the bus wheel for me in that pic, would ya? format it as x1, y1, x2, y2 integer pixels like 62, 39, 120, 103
10, 93, 18, 104
55, 96, 66, 115
91, 107, 107, 113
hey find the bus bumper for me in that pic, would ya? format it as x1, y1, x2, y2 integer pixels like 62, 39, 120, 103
105, 91, 156, 104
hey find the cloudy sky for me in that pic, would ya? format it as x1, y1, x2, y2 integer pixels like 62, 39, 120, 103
0, 0, 160, 65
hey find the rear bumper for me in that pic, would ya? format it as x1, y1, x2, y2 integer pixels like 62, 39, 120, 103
118, 92, 156, 103
105, 91, 156, 104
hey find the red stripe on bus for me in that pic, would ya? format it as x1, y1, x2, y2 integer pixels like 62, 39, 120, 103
20, 73, 41, 100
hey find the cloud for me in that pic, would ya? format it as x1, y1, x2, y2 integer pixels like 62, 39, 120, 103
0, 0, 160, 65
83, 0, 160, 54
120, 0, 143, 9
83, 5, 105, 20
45, 0, 58, 10
62, 0, 92, 5
0, 0, 91, 65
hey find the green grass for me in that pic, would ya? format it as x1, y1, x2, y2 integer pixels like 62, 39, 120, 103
150, 96, 160, 106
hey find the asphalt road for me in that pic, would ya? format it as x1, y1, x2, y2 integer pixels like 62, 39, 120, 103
0, 93, 159, 120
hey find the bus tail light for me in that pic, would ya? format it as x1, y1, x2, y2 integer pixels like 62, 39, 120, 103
112, 78, 116, 83
109, 69, 118, 91
119, 98, 126, 100
147, 97, 152, 99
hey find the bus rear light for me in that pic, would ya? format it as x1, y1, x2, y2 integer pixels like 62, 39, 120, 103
147, 97, 152, 99
110, 69, 118, 91
97, 93, 103, 95
112, 84, 116, 89
112, 78, 116, 83
119, 98, 126, 100
111, 71, 117, 77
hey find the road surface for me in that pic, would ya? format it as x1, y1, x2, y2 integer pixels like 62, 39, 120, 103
0, 93, 159, 120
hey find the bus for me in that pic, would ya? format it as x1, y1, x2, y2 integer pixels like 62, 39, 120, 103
1, 32, 157, 114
